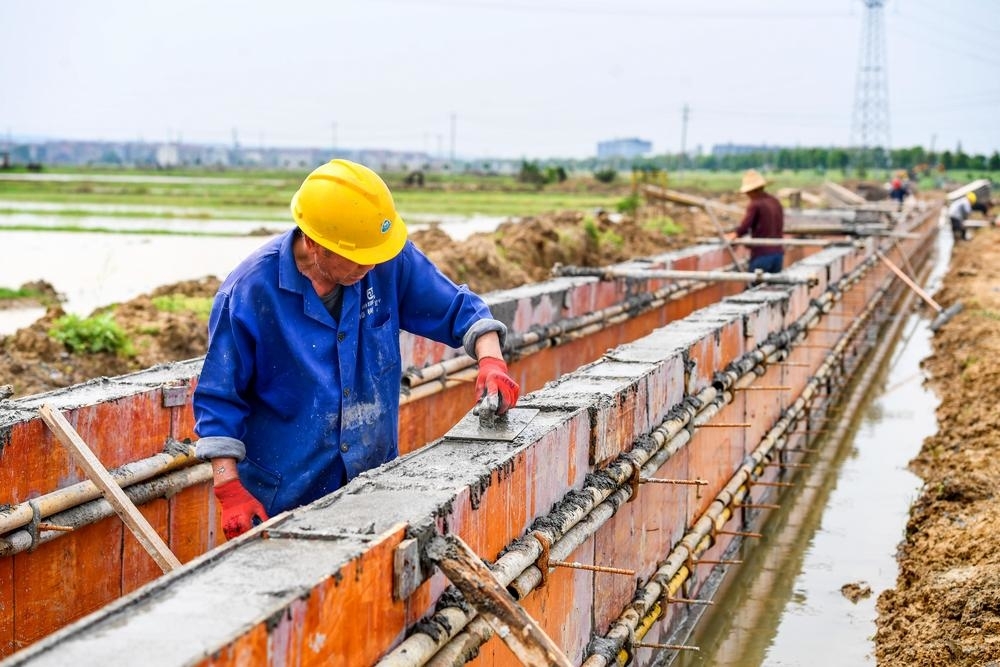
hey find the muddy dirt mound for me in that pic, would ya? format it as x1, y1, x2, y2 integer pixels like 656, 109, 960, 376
412, 209, 712, 293
0, 277, 220, 398
875, 226, 1000, 666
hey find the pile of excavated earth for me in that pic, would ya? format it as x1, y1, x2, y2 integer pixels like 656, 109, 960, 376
1, 186, 998, 664
875, 225, 1000, 666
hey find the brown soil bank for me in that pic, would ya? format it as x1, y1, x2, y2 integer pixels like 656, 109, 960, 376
876, 226, 1000, 666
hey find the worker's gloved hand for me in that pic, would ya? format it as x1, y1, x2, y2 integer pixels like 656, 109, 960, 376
213, 479, 268, 540
475, 356, 520, 415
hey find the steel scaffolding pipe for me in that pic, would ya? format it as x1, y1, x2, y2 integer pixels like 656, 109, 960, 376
0, 464, 212, 557
401, 280, 698, 392
695, 237, 861, 248
552, 265, 816, 286
0, 440, 197, 536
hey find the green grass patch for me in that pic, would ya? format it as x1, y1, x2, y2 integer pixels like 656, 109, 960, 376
0, 179, 620, 219
152, 294, 213, 319
616, 194, 640, 215
601, 230, 624, 249
643, 216, 684, 236
394, 190, 620, 217
0, 286, 43, 300
49, 313, 133, 355
975, 309, 1000, 322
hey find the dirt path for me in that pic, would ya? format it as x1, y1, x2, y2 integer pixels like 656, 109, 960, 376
875, 225, 1000, 666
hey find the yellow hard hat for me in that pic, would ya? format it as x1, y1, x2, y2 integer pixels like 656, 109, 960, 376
967, 192, 977, 205
290, 160, 408, 265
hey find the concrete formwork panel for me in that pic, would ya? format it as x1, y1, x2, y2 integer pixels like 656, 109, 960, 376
12, 518, 124, 651
0, 559, 11, 656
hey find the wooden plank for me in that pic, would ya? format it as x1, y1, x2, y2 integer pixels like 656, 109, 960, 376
38, 404, 182, 573
426, 534, 573, 667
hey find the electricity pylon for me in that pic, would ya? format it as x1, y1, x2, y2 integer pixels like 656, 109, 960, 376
850, 0, 891, 175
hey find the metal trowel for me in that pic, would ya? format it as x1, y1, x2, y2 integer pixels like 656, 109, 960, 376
446, 394, 539, 441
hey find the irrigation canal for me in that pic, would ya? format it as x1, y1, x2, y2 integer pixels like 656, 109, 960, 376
671, 229, 951, 666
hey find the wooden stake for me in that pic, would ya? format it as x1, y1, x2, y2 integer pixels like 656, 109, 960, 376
426, 534, 573, 667
38, 404, 182, 573
703, 203, 745, 272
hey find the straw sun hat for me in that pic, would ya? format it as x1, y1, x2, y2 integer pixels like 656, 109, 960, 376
738, 169, 769, 194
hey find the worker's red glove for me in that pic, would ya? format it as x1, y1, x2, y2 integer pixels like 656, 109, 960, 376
475, 357, 520, 415
213, 479, 268, 540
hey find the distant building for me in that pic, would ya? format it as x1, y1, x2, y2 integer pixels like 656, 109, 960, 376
155, 144, 179, 167
597, 138, 652, 160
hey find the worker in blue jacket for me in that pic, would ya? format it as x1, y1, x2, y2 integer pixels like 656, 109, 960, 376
193, 160, 520, 539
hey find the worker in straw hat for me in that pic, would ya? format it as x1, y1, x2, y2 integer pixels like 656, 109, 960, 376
192, 159, 520, 539
727, 169, 785, 273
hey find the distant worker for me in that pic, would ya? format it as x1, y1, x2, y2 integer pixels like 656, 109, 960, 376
728, 169, 785, 273
948, 191, 976, 242
193, 160, 520, 539
889, 172, 909, 209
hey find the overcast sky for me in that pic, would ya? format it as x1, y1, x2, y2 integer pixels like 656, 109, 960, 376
2, 0, 997, 159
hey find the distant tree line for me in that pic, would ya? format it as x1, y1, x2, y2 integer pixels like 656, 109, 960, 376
561, 145, 1000, 176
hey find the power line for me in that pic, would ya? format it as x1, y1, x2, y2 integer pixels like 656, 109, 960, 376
906, 0, 1000, 42
893, 23, 1000, 69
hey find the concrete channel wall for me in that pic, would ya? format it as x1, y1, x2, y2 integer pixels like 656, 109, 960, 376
0, 208, 938, 665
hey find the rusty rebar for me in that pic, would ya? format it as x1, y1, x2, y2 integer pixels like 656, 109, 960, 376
640, 477, 708, 486
550, 561, 635, 576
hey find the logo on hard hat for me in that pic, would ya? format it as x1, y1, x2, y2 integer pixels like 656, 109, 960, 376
380, 219, 391, 233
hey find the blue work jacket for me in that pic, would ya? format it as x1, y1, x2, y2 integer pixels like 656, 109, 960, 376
193, 230, 494, 515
